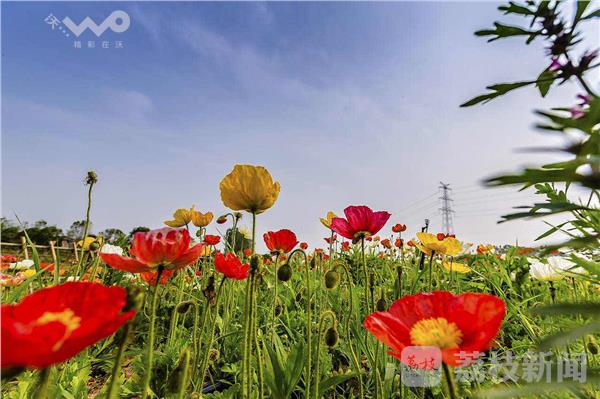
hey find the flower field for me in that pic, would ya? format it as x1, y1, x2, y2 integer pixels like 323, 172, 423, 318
2, 1, 600, 399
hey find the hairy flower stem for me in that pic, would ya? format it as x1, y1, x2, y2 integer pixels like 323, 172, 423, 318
361, 238, 371, 312
442, 363, 458, 399
168, 271, 187, 344
76, 179, 95, 277
314, 311, 336, 399
251, 212, 256, 254
33, 367, 51, 399
338, 262, 364, 399
242, 270, 255, 397
428, 252, 435, 292
252, 274, 264, 398
272, 253, 281, 339
106, 321, 133, 399
142, 265, 164, 399
198, 277, 226, 396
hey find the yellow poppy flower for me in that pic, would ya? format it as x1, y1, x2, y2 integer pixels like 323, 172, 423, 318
165, 206, 195, 227
415, 233, 462, 256
219, 164, 280, 214
320, 211, 338, 229
191, 210, 214, 227
77, 236, 104, 250
442, 261, 471, 274
200, 245, 213, 257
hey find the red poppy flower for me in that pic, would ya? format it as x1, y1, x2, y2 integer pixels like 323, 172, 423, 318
381, 239, 392, 249
100, 228, 202, 273
392, 224, 407, 233
215, 252, 249, 280
300, 242, 308, 250
140, 269, 176, 286
365, 236, 373, 241
263, 229, 298, 254
2, 282, 135, 369
341, 241, 351, 252
243, 248, 252, 257
364, 291, 505, 367
324, 234, 337, 244
407, 240, 416, 247
331, 206, 391, 243
1, 255, 17, 263
204, 235, 221, 246
394, 238, 403, 248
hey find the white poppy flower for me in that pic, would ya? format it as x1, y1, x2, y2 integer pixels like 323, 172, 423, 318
100, 244, 124, 256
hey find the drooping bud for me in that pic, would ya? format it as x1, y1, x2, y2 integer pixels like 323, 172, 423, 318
275, 303, 283, 316
203, 276, 215, 303
85, 170, 98, 185
250, 255, 261, 274
277, 263, 292, 282
167, 347, 191, 394
176, 300, 194, 314
325, 327, 339, 347
310, 256, 317, 270
208, 348, 220, 363
216, 215, 228, 224
324, 269, 340, 289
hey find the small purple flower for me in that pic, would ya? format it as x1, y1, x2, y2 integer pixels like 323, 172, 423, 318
577, 94, 592, 105
570, 106, 585, 119
549, 57, 562, 72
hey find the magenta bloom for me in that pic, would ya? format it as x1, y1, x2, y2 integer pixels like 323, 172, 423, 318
330, 205, 391, 243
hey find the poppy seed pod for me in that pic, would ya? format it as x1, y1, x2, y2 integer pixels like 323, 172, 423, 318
85, 170, 98, 185
176, 300, 194, 314
325, 327, 339, 348
324, 269, 340, 289
208, 348, 220, 362
277, 263, 292, 282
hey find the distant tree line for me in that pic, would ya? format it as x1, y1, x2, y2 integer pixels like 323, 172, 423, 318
0, 217, 149, 246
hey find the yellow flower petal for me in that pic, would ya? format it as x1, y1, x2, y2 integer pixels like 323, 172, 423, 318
219, 165, 280, 214
442, 261, 471, 274
320, 211, 338, 229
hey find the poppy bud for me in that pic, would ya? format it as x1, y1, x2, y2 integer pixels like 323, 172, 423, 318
587, 336, 599, 355
325, 327, 339, 347
208, 348, 220, 362
203, 276, 215, 302
275, 303, 283, 316
250, 255, 261, 273
217, 215, 228, 224
436, 233, 446, 241
376, 297, 387, 311
277, 263, 292, 282
310, 257, 317, 270
233, 212, 243, 220
89, 241, 101, 251
176, 300, 194, 314
167, 347, 191, 394
324, 269, 340, 289
85, 170, 98, 185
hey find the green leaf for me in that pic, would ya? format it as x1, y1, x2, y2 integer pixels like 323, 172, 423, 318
498, 2, 534, 16
582, 8, 600, 19
530, 303, 600, 317
317, 373, 357, 398
574, 1, 591, 23
461, 81, 535, 107
535, 69, 555, 97
475, 22, 540, 42
569, 254, 600, 277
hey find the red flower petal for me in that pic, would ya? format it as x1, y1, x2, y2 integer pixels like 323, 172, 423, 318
99, 253, 154, 273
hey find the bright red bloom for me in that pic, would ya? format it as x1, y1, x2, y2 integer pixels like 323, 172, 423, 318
243, 248, 252, 257
1, 255, 17, 263
140, 269, 176, 286
365, 236, 372, 241
300, 242, 308, 250
341, 241, 351, 252
392, 224, 407, 233
330, 206, 391, 243
381, 239, 392, 249
364, 291, 505, 367
204, 235, 221, 246
2, 282, 134, 369
215, 252, 249, 280
407, 240, 416, 247
324, 234, 337, 244
263, 229, 298, 254
100, 228, 202, 273
394, 238, 403, 248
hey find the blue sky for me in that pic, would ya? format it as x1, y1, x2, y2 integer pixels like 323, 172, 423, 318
2, 1, 597, 249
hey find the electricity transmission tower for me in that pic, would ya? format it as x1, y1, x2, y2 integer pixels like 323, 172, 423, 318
439, 182, 454, 235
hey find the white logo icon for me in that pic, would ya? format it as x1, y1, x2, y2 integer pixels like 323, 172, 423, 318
62, 10, 130, 37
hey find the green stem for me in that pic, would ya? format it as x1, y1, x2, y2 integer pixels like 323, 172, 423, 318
33, 368, 51, 399
361, 237, 370, 312
442, 363, 458, 399
242, 271, 255, 397
314, 311, 336, 399
169, 271, 187, 344
142, 265, 164, 399
106, 322, 133, 399
251, 212, 256, 254
252, 274, 264, 399
198, 277, 226, 397
272, 253, 281, 338
77, 181, 95, 276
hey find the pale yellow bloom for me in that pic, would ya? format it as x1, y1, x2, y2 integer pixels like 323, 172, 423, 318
442, 260, 471, 274
219, 165, 280, 214
415, 233, 462, 256
320, 211, 338, 229
77, 236, 103, 250
165, 206, 195, 227
191, 210, 214, 228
